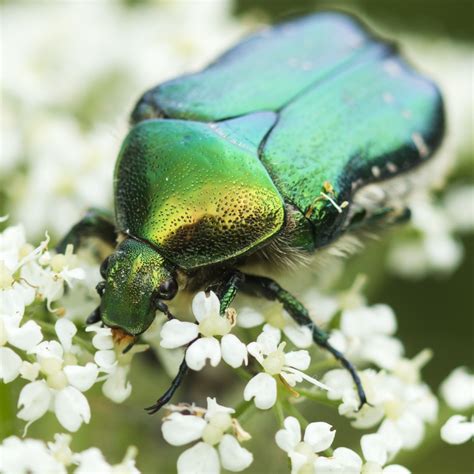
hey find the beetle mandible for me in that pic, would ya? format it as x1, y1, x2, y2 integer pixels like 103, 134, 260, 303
57, 12, 444, 413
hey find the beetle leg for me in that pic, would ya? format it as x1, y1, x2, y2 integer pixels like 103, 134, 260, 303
207, 270, 244, 314
240, 273, 368, 410
55, 207, 116, 254
145, 358, 189, 415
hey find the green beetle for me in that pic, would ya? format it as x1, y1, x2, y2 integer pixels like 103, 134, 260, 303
58, 12, 444, 412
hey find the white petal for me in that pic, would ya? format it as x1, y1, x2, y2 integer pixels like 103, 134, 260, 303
102, 365, 132, 403
322, 369, 354, 400
185, 337, 221, 371
205, 397, 235, 420
0, 347, 22, 383
383, 465, 411, 474
54, 386, 90, 432
74, 447, 111, 474
370, 305, 397, 335
360, 335, 403, 370
440, 415, 474, 445
218, 434, 253, 472
333, 447, 363, 473
64, 363, 99, 392
290, 451, 311, 474
177, 442, 220, 474
55, 318, 77, 353
236, 307, 264, 328
160, 319, 199, 349
440, 367, 474, 411
361, 433, 387, 466
256, 324, 281, 354
377, 420, 403, 458
94, 350, 117, 370
221, 334, 247, 368
192, 291, 220, 323
304, 422, 335, 453
313, 456, 342, 473
282, 324, 312, 348
283, 367, 329, 391
393, 412, 425, 449
162, 413, 207, 446
17, 380, 51, 423
275, 416, 301, 453
6, 320, 43, 352
243, 373, 277, 410
284, 350, 310, 370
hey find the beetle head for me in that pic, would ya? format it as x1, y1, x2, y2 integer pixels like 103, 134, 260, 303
95, 238, 177, 336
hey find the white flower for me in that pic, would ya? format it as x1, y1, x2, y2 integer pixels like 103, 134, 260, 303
275, 416, 337, 474
360, 433, 411, 474
244, 325, 328, 410
0, 435, 66, 474
87, 323, 147, 403
329, 304, 404, 371
323, 365, 438, 453
0, 433, 140, 474
440, 367, 474, 410
17, 319, 99, 432
162, 397, 253, 473
236, 300, 313, 349
387, 198, 464, 278
440, 415, 474, 445
160, 291, 247, 371
74, 446, 140, 474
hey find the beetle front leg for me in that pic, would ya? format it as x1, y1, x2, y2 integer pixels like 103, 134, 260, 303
145, 358, 189, 415
55, 207, 117, 254
240, 274, 368, 409
146, 271, 245, 414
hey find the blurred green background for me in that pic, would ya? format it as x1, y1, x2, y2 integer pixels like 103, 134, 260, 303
1, 0, 473, 473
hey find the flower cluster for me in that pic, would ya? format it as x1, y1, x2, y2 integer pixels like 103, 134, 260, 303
161, 398, 253, 473
276, 416, 411, 473
0, 223, 144, 434
0, 433, 139, 473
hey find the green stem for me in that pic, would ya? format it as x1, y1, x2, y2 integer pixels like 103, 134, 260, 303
273, 400, 285, 426
297, 388, 340, 408
234, 399, 253, 420
307, 358, 338, 374
35, 320, 95, 353
283, 399, 308, 428
235, 367, 253, 381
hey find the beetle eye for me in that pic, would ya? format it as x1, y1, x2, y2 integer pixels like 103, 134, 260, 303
100, 256, 111, 278
157, 278, 178, 300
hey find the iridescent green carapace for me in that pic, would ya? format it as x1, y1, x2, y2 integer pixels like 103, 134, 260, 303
59, 12, 444, 412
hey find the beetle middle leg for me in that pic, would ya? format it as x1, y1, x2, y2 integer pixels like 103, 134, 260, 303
55, 207, 117, 254
240, 273, 368, 409
146, 270, 244, 414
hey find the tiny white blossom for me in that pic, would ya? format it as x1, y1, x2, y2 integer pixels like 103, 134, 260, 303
440, 367, 474, 411
160, 291, 247, 371
244, 325, 328, 410
275, 416, 337, 474
440, 415, 474, 445
236, 300, 313, 349
17, 319, 99, 432
87, 324, 148, 403
162, 397, 253, 473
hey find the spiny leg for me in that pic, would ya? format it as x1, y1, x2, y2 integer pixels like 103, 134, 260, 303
55, 207, 116, 254
240, 274, 367, 409
146, 270, 244, 414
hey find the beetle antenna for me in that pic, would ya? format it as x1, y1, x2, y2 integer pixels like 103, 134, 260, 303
86, 307, 101, 325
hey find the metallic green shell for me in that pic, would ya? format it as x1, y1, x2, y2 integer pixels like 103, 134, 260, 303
114, 114, 284, 269
131, 12, 444, 250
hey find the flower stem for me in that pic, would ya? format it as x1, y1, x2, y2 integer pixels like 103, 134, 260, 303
234, 399, 253, 421
273, 400, 285, 426
35, 320, 95, 353
297, 388, 339, 408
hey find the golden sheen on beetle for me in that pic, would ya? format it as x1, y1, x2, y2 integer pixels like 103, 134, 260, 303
57, 12, 444, 413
